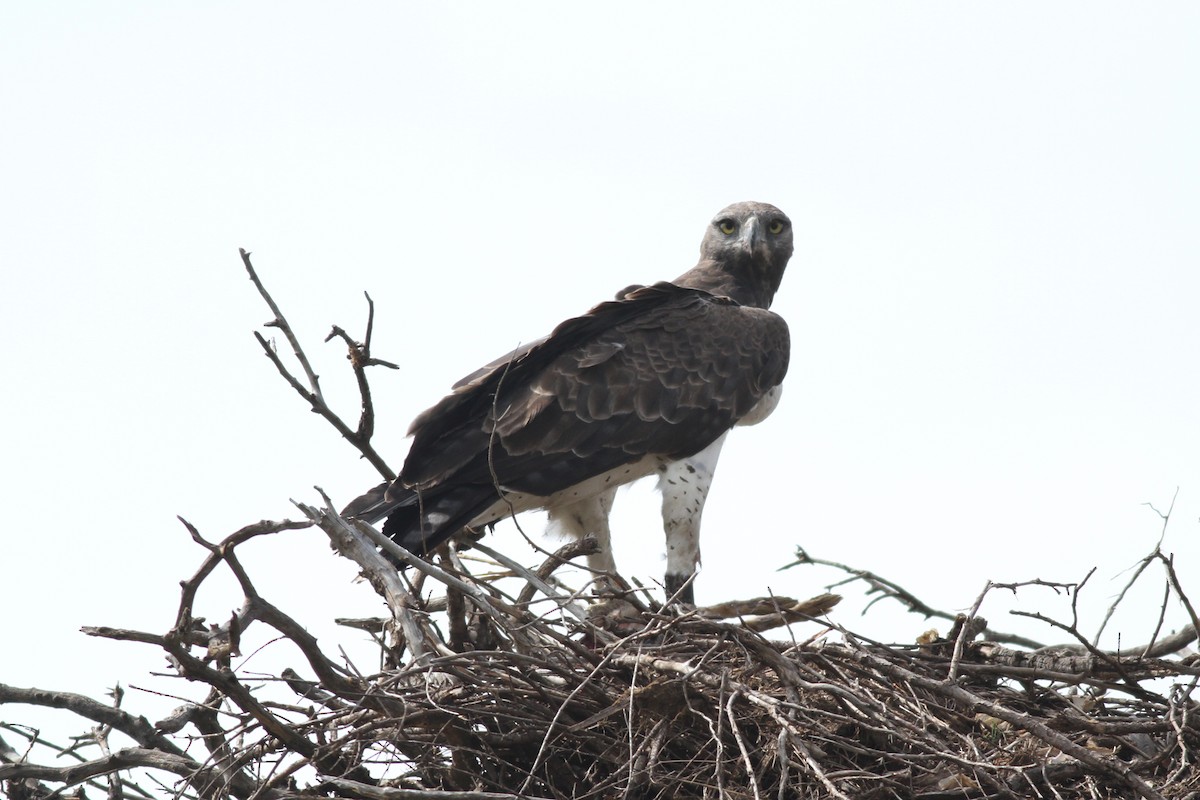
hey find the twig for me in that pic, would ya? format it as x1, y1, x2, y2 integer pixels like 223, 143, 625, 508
948, 581, 993, 681
0, 747, 278, 799
1094, 490, 1177, 647
297, 499, 446, 664
324, 295, 400, 443
240, 248, 324, 403
241, 249, 395, 481
782, 547, 1045, 649
314, 778, 553, 800
1158, 551, 1200, 653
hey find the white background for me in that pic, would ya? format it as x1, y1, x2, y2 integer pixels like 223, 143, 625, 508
2, 3, 1197, 750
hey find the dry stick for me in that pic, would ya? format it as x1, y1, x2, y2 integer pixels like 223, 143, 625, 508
713, 670, 727, 799
0, 685, 200, 769
625, 645, 641, 795
1165, 675, 1199, 784
1142, 578, 1175, 659
775, 728, 790, 800
0, 747, 278, 800
672, 636, 1028, 785
992, 567, 1196, 662
252, 325, 394, 480
0, 725, 157, 800
789, 734, 853, 800
516, 613, 705, 797
1095, 489, 1178, 647
1009, 608, 1164, 705
312, 778, 554, 800
241, 248, 395, 482
724, 686, 762, 800
783, 547, 1045, 649
241, 248, 323, 403
1157, 551, 1200, 652
0, 716, 259, 800
470, 539, 596, 622
181, 688, 241, 793
176, 517, 371, 705
716, 594, 842, 634
160, 615, 371, 787
948, 581, 993, 681
92, 686, 123, 800
159, 518, 385, 787
325, 293, 400, 442
691, 621, 882, 721
353, 523, 530, 644
246, 706, 383, 800
299, 501, 445, 663
855, 651, 1169, 800
172, 517, 312, 648
244, 599, 376, 706
501, 537, 610, 607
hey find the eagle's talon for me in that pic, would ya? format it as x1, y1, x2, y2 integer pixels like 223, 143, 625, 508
664, 573, 696, 606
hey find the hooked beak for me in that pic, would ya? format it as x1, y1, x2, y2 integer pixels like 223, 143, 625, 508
737, 216, 763, 258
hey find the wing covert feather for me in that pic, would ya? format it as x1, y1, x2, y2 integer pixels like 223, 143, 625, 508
400, 282, 789, 496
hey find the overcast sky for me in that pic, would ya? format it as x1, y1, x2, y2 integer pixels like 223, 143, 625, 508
3, 3, 1198, 740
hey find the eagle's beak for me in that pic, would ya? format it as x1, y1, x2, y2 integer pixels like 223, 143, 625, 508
739, 217, 763, 258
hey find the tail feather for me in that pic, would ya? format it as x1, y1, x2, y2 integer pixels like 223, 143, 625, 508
343, 479, 501, 560
339, 481, 394, 524
382, 483, 501, 556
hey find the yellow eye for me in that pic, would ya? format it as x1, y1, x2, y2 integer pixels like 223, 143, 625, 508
718, 220, 736, 235
768, 219, 786, 235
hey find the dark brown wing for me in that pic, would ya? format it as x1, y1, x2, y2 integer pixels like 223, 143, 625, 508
399, 282, 789, 496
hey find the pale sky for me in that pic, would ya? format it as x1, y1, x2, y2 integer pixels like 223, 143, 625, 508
2, 3, 1198, 742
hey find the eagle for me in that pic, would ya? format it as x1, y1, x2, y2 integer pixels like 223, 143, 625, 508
343, 201, 793, 603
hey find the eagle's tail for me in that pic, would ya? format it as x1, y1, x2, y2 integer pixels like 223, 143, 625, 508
340, 481, 394, 524
341, 480, 500, 561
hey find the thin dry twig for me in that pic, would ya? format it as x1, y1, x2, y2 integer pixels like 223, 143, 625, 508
241, 248, 396, 481
782, 546, 1047, 649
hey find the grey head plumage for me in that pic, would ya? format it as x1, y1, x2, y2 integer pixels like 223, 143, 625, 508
673, 201, 793, 309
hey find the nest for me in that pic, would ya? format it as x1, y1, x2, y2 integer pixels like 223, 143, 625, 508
306, 504, 1200, 800
8, 500, 1195, 800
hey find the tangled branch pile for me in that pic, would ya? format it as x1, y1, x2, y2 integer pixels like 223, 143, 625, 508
2, 507, 1199, 800
4, 253, 1197, 799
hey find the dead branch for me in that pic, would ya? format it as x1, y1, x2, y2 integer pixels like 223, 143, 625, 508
783, 546, 1048, 649
241, 248, 396, 481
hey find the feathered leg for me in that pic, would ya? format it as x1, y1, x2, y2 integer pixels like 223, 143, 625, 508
546, 487, 619, 591
659, 433, 728, 604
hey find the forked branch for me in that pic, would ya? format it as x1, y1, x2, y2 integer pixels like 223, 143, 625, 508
240, 248, 396, 482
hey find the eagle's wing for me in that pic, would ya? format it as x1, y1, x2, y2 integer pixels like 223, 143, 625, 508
400, 282, 789, 496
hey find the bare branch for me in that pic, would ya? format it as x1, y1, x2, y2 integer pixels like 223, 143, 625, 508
782, 546, 1046, 649
241, 248, 324, 404
241, 249, 395, 481
314, 778, 553, 800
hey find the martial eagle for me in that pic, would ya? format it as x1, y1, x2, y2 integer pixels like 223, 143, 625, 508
344, 201, 792, 603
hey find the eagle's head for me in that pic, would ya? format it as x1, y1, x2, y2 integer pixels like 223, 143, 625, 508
696, 201, 793, 308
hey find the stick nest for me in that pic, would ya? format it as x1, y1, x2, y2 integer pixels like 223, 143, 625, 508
4, 505, 1194, 800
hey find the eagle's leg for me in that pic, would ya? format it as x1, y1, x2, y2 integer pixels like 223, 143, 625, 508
659, 433, 728, 605
546, 488, 620, 594
663, 572, 695, 605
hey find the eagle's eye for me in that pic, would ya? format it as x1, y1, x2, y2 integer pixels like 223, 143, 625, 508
768, 219, 786, 235
717, 220, 737, 235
